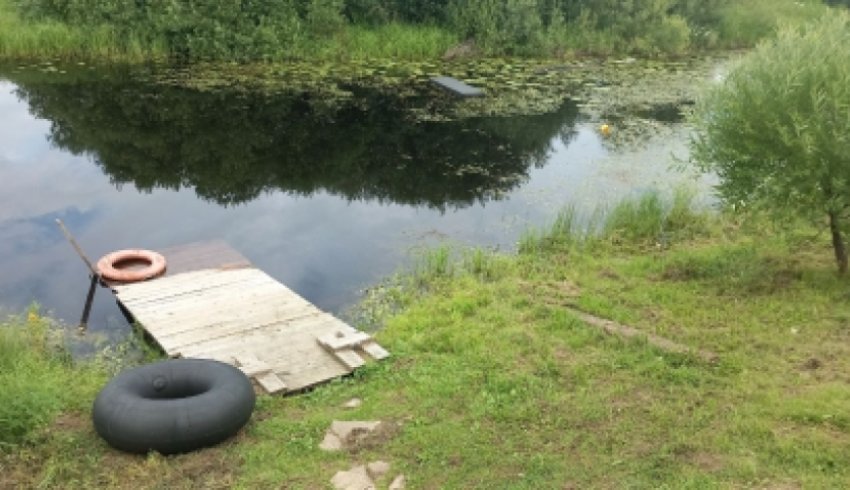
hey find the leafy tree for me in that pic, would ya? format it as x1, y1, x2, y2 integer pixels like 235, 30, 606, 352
690, 13, 850, 273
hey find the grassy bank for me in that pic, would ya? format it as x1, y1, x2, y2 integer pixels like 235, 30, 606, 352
0, 0, 456, 63
0, 0, 166, 63
0, 0, 835, 62
0, 311, 106, 450
2, 193, 849, 488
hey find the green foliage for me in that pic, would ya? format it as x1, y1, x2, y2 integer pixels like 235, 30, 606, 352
690, 12, 850, 272
717, 0, 828, 48
0, 313, 105, 448
306, 0, 346, 38
4, 204, 850, 486
1, 0, 837, 61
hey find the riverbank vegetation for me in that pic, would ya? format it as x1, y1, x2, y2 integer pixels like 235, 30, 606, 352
692, 12, 850, 275
2, 194, 849, 487
0, 312, 105, 449
0, 0, 839, 62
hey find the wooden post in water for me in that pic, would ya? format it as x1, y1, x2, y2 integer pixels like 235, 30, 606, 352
55, 219, 102, 332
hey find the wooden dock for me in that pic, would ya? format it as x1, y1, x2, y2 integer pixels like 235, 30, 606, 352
430, 76, 484, 97
108, 241, 389, 394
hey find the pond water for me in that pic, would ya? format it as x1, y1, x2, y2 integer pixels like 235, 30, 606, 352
0, 62, 714, 339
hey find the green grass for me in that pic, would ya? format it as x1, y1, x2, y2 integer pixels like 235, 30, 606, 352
0, 0, 165, 62
0, 0, 838, 63
0, 310, 106, 449
333, 23, 458, 61
0, 0, 454, 63
2, 192, 848, 487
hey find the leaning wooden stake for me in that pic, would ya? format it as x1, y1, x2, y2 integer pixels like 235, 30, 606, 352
55, 219, 102, 331
56, 219, 99, 276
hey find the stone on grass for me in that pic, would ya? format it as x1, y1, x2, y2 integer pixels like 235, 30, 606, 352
330, 465, 375, 490
366, 460, 391, 479
342, 398, 363, 409
319, 432, 343, 451
389, 474, 406, 489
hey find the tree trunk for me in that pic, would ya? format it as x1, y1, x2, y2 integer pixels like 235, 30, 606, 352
829, 210, 848, 275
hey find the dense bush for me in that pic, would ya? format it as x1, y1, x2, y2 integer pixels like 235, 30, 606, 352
8, 0, 838, 60
0, 314, 104, 447
691, 13, 850, 273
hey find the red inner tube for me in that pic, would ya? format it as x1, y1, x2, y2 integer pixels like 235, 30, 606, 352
97, 249, 166, 283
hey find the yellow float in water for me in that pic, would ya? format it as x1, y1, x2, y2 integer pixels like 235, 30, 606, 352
598, 124, 611, 136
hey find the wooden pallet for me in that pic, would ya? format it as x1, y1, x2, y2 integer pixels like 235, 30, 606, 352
109, 242, 388, 394
430, 76, 484, 97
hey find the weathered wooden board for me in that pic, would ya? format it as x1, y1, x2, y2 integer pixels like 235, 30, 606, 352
101, 239, 251, 287
110, 242, 389, 394
431, 76, 484, 97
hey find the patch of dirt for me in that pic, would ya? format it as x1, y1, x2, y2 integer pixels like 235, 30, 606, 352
95, 441, 242, 489
51, 411, 89, 432
801, 357, 822, 371
688, 451, 726, 472
598, 268, 622, 280
346, 421, 402, 454
518, 279, 581, 308
2, 420, 246, 489
658, 264, 700, 281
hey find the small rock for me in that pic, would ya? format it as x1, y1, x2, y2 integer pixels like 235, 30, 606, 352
319, 432, 343, 451
366, 460, 391, 479
389, 474, 406, 490
331, 465, 375, 490
343, 398, 363, 409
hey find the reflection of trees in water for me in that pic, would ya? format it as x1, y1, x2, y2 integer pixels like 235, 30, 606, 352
12, 71, 578, 209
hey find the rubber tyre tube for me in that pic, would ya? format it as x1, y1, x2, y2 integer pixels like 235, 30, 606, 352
92, 358, 255, 454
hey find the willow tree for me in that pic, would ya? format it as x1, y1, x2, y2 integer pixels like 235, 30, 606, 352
690, 12, 850, 274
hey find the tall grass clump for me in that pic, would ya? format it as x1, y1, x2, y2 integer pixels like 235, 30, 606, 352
0, 312, 104, 448
342, 23, 458, 60
522, 189, 714, 255
0, 0, 165, 62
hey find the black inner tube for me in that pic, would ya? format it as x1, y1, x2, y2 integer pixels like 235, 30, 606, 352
93, 359, 255, 455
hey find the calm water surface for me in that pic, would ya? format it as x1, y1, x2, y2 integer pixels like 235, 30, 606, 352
0, 65, 710, 338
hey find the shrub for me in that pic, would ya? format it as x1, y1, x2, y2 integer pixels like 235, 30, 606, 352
0, 314, 103, 447
690, 13, 850, 273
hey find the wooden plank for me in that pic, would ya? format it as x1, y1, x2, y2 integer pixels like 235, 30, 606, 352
317, 330, 373, 351
566, 307, 719, 363
333, 349, 366, 369
112, 243, 391, 394
255, 372, 288, 394
234, 354, 288, 393
102, 240, 251, 287
153, 307, 321, 352
124, 287, 313, 334
234, 354, 272, 376
126, 296, 314, 339
431, 76, 484, 97
361, 341, 390, 360
175, 313, 352, 358
115, 268, 275, 304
